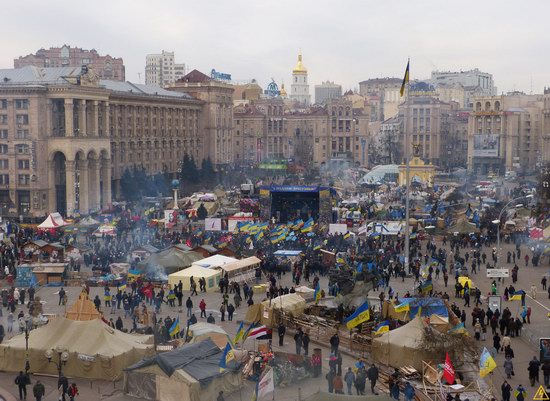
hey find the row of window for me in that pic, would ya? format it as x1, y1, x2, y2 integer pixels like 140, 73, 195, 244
0, 99, 29, 109
0, 114, 29, 125
0, 160, 30, 169
0, 144, 31, 154
0, 129, 30, 139
0, 174, 31, 185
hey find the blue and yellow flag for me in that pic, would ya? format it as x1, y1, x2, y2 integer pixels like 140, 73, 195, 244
344, 301, 370, 330
233, 322, 245, 344
373, 320, 390, 335
219, 343, 235, 372
479, 347, 496, 378
394, 301, 410, 313
127, 269, 141, 279
169, 317, 180, 337
301, 218, 314, 233
242, 322, 257, 342
400, 59, 409, 97
343, 232, 351, 240
313, 283, 321, 303
117, 281, 127, 292
509, 293, 522, 301
448, 322, 467, 335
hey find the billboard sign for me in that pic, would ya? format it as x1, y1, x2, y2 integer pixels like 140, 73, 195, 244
487, 269, 509, 278
473, 134, 499, 157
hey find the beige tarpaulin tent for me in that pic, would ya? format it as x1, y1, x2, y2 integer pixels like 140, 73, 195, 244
65, 290, 102, 321
168, 265, 221, 291
0, 317, 153, 380
372, 316, 443, 371
260, 293, 307, 326
124, 338, 242, 401
187, 323, 231, 348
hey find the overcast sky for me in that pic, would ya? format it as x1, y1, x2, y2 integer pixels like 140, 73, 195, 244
2, 0, 548, 94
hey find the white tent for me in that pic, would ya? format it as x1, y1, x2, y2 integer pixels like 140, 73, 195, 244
192, 255, 237, 269
168, 265, 221, 292
38, 212, 69, 229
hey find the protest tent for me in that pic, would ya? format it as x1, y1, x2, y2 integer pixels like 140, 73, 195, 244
192, 254, 237, 269
140, 248, 203, 275
372, 315, 444, 371
124, 338, 242, 401
217, 256, 261, 280
248, 293, 307, 326
187, 323, 231, 348
65, 290, 102, 321
168, 265, 221, 291
38, 212, 69, 229
0, 317, 153, 380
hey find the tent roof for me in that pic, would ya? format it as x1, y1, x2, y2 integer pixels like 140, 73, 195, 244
372, 315, 428, 349
192, 254, 237, 268
140, 249, 202, 271
65, 290, 102, 321
169, 264, 221, 279
261, 293, 306, 311
2, 316, 152, 356
188, 323, 229, 338
449, 219, 480, 234
218, 256, 261, 273
38, 212, 69, 229
126, 338, 238, 383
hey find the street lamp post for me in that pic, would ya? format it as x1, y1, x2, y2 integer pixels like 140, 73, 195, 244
492, 194, 534, 264
20, 315, 32, 373
45, 346, 69, 379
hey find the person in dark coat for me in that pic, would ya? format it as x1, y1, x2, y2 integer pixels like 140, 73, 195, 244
15, 371, 30, 400
367, 364, 379, 395
277, 323, 286, 346
501, 380, 512, 401
302, 332, 310, 356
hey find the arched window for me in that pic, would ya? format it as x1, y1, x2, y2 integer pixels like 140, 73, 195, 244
485, 102, 491, 111
476, 102, 482, 111
494, 101, 500, 111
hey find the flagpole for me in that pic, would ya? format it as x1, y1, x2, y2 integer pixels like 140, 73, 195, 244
404, 57, 411, 276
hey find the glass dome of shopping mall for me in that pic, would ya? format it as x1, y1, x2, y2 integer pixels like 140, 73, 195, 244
358, 165, 399, 185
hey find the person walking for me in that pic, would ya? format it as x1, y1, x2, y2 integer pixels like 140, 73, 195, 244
501, 380, 512, 401
303, 332, 310, 356
67, 383, 79, 401
504, 356, 514, 379
58, 375, 68, 401
199, 299, 207, 318
344, 367, 355, 395
227, 303, 235, 321
528, 356, 541, 386
32, 381, 45, 401
515, 384, 526, 401
530, 284, 537, 300
367, 363, 379, 395
330, 333, 340, 354
326, 369, 335, 393
185, 297, 193, 318
219, 303, 226, 322
58, 288, 66, 305
294, 328, 303, 355
15, 371, 30, 400
542, 276, 547, 291
277, 322, 286, 346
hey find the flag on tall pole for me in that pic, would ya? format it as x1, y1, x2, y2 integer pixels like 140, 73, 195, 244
400, 59, 410, 97
344, 301, 370, 329
442, 352, 455, 384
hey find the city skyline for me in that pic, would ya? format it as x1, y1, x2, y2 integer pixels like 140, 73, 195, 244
2, 0, 549, 94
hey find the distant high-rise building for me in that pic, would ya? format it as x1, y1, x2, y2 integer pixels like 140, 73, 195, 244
289, 52, 311, 106
430, 69, 496, 108
315, 81, 342, 104
14, 45, 125, 81
145, 51, 186, 87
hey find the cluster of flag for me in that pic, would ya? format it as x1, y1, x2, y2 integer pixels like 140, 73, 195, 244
313, 282, 321, 304
235, 218, 317, 245
394, 300, 410, 313
344, 301, 370, 330
233, 323, 272, 344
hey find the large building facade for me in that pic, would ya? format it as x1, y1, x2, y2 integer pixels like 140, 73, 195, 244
467, 93, 543, 175
358, 78, 402, 122
233, 97, 369, 169
430, 69, 496, 109
0, 66, 203, 218
145, 51, 186, 87
169, 70, 234, 166
14, 45, 125, 81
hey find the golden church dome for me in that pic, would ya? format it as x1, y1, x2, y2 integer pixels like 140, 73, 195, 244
292, 53, 307, 74
280, 83, 287, 98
